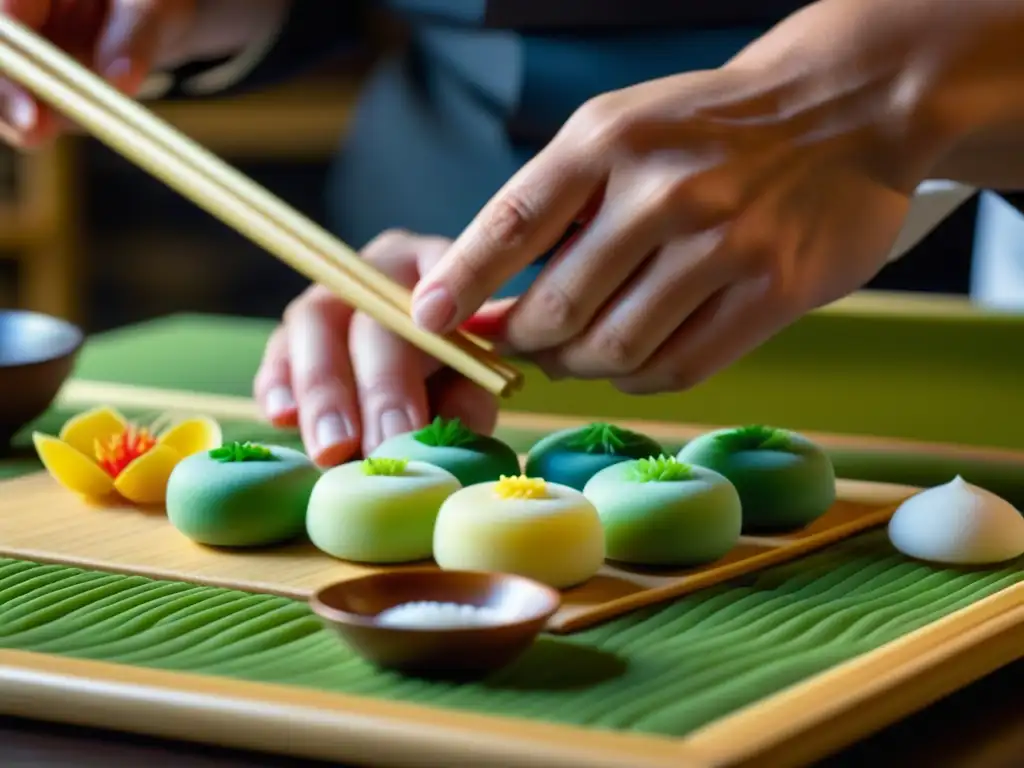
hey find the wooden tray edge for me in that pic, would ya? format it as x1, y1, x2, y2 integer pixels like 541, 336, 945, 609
686, 579, 1024, 767
551, 499, 906, 633
0, 649, 701, 768
1, 579, 1020, 768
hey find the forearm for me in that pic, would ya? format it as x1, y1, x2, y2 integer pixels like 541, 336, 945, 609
727, 0, 1024, 190
930, 126, 1024, 190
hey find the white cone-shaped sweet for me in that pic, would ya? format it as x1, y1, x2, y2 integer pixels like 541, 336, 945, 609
888, 476, 1024, 565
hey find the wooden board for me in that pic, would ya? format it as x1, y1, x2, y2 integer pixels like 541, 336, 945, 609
2, 581, 1021, 768
0, 379, 923, 633
1, 380, 1022, 768
0, 470, 915, 633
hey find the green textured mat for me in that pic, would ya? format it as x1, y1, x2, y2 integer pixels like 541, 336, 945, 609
4, 405, 1022, 737
1, 541, 1020, 737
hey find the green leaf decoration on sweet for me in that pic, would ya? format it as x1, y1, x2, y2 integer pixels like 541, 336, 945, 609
209, 441, 278, 463
361, 457, 409, 476
714, 425, 792, 452
630, 455, 693, 483
412, 416, 479, 448
567, 422, 652, 455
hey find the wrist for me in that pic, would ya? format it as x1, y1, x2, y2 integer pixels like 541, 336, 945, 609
723, 0, 990, 193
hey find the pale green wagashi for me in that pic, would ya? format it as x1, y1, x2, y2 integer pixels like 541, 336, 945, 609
166, 441, 320, 547
677, 426, 835, 532
584, 455, 742, 566
307, 457, 461, 564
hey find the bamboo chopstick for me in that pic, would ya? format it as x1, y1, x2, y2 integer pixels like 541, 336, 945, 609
0, 15, 522, 396
0, 15, 518, 384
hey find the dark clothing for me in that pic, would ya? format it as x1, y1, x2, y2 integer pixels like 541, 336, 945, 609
167, 1, 795, 294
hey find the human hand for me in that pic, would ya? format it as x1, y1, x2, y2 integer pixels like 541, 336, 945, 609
0, 0, 197, 147
411, 64, 938, 394
254, 230, 500, 467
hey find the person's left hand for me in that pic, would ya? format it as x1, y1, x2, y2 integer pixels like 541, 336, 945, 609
412, 64, 934, 393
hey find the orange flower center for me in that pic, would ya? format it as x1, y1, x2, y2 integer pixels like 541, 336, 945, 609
94, 425, 157, 477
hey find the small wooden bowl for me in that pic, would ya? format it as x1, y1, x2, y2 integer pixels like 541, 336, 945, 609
310, 569, 561, 678
0, 311, 83, 451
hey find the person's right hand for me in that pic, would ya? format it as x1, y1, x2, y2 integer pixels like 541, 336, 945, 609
254, 230, 501, 467
0, 0, 197, 147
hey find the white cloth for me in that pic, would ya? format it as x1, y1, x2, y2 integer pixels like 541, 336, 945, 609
887, 180, 977, 263
970, 191, 1024, 309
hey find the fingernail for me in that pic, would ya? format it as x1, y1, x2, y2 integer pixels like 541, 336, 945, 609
379, 408, 413, 440
315, 412, 353, 450
265, 386, 296, 417
412, 286, 456, 332
9, 95, 35, 132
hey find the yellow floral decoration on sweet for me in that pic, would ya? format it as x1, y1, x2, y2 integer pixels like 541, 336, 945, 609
494, 474, 548, 500
31, 406, 222, 505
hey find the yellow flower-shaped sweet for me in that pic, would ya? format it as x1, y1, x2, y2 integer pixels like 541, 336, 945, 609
31, 406, 222, 505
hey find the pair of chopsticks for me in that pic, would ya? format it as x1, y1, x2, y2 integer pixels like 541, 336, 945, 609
0, 15, 522, 397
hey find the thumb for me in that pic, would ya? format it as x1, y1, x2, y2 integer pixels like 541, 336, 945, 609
95, 0, 193, 94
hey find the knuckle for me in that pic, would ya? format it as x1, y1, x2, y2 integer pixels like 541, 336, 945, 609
613, 377, 658, 396
253, 328, 288, 387
362, 228, 413, 259
665, 364, 707, 392
587, 327, 639, 375
532, 282, 580, 337
357, 372, 409, 397
282, 286, 329, 323
295, 368, 349, 400
640, 180, 688, 222
749, 259, 802, 310
616, 365, 706, 396
568, 94, 630, 152
281, 297, 305, 326
481, 190, 539, 253
355, 374, 416, 412
259, 326, 287, 365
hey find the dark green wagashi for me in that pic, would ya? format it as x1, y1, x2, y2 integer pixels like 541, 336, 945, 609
370, 417, 520, 486
677, 425, 836, 532
525, 422, 663, 491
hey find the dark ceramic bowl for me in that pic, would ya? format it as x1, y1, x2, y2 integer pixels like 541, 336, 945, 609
310, 569, 561, 679
0, 310, 83, 450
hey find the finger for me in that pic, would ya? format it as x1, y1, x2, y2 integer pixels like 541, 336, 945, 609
614, 273, 793, 395
95, 0, 191, 94
1, 0, 50, 25
459, 298, 516, 341
19, 0, 108, 146
284, 286, 361, 466
253, 325, 298, 428
0, 0, 49, 143
428, 370, 499, 436
502, 187, 666, 353
553, 229, 731, 378
0, 80, 39, 142
411, 135, 607, 334
351, 234, 453, 455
